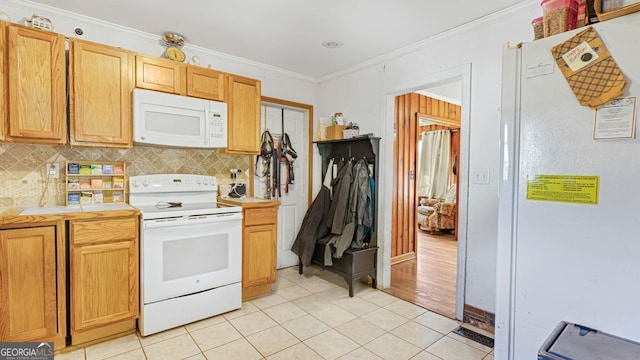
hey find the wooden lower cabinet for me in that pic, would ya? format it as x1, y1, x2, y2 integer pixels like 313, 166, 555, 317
69, 216, 139, 345
222, 200, 279, 300
0, 223, 66, 350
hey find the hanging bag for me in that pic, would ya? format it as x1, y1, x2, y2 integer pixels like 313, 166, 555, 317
281, 133, 297, 187
255, 130, 274, 176
256, 130, 275, 198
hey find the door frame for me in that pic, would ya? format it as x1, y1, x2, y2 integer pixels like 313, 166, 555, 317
255, 96, 313, 269
380, 64, 471, 320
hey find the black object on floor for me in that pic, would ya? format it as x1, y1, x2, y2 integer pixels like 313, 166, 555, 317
452, 326, 495, 348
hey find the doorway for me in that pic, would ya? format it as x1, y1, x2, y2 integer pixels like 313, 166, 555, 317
379, 64, 471, 321
254, 97, 313, 269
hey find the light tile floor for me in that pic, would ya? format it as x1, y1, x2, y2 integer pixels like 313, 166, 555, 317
55, 266, 495, 360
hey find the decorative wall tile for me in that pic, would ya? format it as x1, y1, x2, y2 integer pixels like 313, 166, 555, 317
0, 143, 250, 206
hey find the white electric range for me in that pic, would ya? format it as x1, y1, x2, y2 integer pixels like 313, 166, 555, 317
129, 174, 243, 336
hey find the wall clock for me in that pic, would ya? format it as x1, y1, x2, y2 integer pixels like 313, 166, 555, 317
165, 46, 186, 62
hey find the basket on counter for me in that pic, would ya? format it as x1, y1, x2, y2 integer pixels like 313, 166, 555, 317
343, 129, 359, 139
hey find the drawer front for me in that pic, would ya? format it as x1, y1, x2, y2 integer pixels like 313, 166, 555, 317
71, 217, 138, 245
244, 208, 277, 226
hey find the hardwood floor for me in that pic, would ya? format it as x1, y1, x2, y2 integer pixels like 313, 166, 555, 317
384, 230, 457, 318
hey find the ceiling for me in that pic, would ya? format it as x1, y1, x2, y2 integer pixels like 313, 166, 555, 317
417, 80, 463, 106
32, 0, 526, 79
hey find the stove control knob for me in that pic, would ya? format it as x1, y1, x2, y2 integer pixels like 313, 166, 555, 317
203, 178, 210, 185
132, 179, 140, 187
196, 178, 202, 185
143, 179, 149, 187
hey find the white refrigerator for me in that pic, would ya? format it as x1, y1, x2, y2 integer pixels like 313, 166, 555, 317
497, 12, 640, 359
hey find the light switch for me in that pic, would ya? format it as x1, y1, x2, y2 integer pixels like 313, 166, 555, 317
472, 168, 490, 184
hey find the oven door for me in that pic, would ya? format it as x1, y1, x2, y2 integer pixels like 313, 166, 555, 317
141, 212, 242, 304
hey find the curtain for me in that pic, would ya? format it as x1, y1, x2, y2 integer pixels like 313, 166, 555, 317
418, 130, 451, 199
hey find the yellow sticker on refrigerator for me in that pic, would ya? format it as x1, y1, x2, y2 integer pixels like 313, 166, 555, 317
526, 175, 599, 205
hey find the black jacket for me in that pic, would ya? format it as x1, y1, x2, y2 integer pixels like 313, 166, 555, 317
290, 185, 331, 266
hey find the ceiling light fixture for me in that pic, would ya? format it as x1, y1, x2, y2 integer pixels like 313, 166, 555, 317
322, 40, 343, 49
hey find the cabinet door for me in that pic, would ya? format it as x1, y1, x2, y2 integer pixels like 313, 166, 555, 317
69, 40, 134, 148
0, 227, 57, 342
135, 55, 186, 95
186, 67, 226, 101
6, 24, 66, 144
227, 75, 261, 154
243, 223, 277, 287
70, 218, 139, 332
0, 22, 5, 141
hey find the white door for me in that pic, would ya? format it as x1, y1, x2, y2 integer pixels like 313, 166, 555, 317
255, 104, 309, 268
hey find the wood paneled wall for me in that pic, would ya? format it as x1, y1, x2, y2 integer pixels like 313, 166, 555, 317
418, 96, 461, 122
392, 94, 418, 263
392, 93, 461, 262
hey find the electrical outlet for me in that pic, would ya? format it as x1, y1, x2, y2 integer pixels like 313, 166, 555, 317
46, 163, 59, 179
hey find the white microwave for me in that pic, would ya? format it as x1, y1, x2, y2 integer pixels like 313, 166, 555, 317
133, 88, 228, 149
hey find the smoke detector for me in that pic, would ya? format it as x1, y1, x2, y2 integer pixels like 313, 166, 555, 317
322, 40, 343, 49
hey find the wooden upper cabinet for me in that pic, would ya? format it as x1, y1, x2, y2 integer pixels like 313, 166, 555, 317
186, 66, 226, 101
135, 55, 186, 95
69, 39, 134, 148
0, 226, 58, 342
0, 22, 5, 141
6, 24, 66, 144
227, 74, 261, 154
135, 55, 225, 101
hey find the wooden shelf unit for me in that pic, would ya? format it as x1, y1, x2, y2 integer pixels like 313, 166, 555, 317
65, 161, 127, 206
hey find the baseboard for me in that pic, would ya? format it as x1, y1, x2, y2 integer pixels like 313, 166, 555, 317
391, 252, 416, 265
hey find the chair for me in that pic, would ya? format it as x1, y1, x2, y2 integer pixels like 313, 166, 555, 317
417, 197, 437, 231
427, 183, 457, 233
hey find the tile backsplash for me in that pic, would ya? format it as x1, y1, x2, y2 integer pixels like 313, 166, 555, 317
0, 143, 250, 207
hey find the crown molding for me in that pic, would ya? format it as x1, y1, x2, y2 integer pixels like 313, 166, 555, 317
7, 0, 538, 84
6, 0, 318, 84
317, 0, 539, 83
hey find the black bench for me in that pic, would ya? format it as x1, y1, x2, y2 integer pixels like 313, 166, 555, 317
299, 237, 377, 297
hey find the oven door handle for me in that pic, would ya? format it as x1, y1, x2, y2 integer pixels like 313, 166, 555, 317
144, 212, 243, 228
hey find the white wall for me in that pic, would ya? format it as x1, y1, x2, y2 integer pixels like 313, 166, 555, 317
5, 0, 543, 315
317, 1, 541, 313
2, 0, 318, 106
